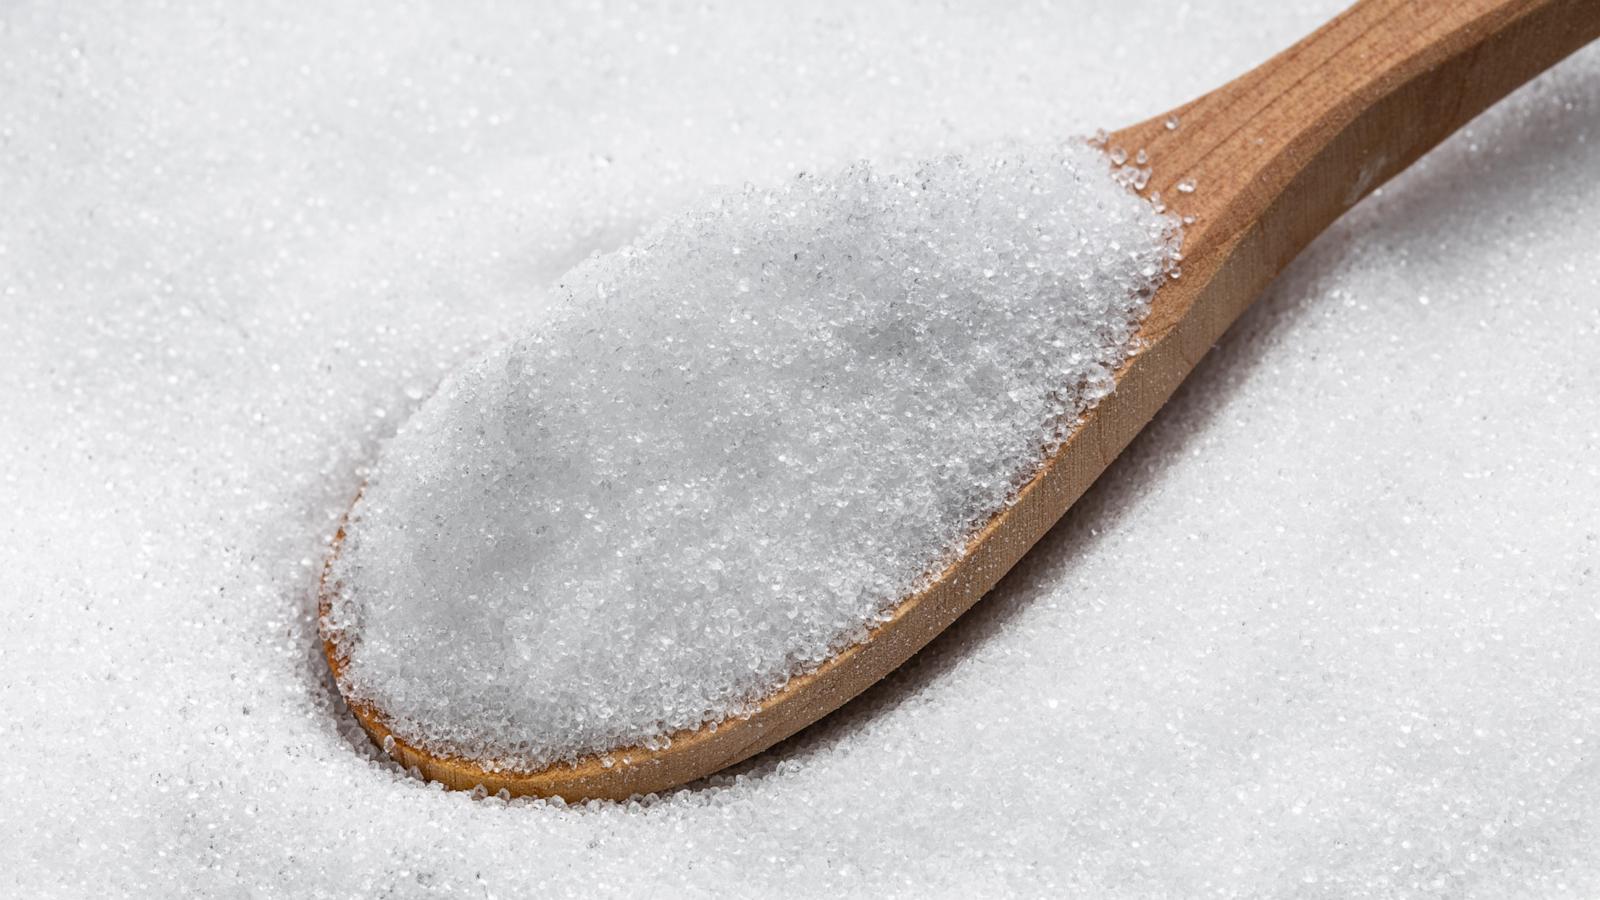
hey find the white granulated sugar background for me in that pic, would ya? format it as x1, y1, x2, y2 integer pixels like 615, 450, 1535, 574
326, 146, 1175, 771
3, 1, 1597, 896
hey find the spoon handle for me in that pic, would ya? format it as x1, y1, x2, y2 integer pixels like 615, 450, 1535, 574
1114, 0, 1600, 355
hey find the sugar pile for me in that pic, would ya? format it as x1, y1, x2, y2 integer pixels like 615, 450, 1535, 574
326, 147, 1177, 769
5, 1, 1600, 896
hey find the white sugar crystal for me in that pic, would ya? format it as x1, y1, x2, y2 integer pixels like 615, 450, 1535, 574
5, 0, 1600, 896
326, 146, 1179, 769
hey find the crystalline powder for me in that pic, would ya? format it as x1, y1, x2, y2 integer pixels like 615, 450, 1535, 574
326, 146, 1179, 769
6, 1, 1600, 896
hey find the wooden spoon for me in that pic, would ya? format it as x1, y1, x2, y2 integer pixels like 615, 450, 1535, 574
321, 0, 1600, 800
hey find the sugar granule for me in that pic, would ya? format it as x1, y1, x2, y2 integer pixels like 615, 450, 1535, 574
5, 1, 1600, 896
325, 146, 1179, 769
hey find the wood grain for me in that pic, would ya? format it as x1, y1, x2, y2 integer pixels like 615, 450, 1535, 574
320, 0, 1600, 800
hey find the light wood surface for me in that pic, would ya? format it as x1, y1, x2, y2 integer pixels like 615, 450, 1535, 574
320, 0, 1600, 800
